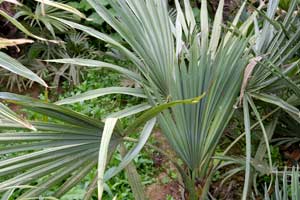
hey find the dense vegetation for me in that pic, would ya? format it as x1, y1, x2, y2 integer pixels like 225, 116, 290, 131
0, 0, 300, 199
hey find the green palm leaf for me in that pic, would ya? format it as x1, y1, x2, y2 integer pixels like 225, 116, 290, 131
0, 95, 119, 198
55, 0, 251, 198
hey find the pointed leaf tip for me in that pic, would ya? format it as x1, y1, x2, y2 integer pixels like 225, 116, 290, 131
191, 92, 206, 104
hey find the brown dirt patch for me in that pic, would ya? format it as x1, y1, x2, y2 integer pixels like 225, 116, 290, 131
146, 180, 182, 200
145, 131, 184, 200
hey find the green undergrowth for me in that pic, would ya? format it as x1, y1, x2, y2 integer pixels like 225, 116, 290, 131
2, 69, 158, 199
57, 69, 157, 199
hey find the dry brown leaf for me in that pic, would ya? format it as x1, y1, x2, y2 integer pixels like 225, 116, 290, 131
239, 56, 263, 105
0, 38, 34, 49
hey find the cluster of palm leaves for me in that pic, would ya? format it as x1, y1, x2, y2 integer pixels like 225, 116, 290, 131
264, 167, 300, 200
0, 0, 100, 90
217, 0, 300, 198
0, 0, 300, 199
0, 0, 48, 129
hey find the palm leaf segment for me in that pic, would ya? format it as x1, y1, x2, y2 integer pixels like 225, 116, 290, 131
0, 93, 119, 199
83, 0, 250, 172
49, 0, 251, 173
0, 0, 254, 198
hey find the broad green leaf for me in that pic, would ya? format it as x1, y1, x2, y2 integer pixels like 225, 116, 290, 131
0, 121, 99, 135
258, 60, 300, 93
88, 12, 104, 25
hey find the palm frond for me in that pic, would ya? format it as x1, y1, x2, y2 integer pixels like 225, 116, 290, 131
264, 167, 300, 200
0, 93, 120, 199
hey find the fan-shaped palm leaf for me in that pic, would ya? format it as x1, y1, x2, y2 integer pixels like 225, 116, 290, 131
48, 0, 252, 199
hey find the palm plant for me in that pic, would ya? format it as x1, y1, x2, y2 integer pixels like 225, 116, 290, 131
52, 32, 102, 86
14, 0, 85, 38
50, 0, 254, 199
264, 167, 300, 200
0, 0, 253, 199
0, 0, 89, 90
238, 0, 300, 197
1, 0, 299, 200
0, 93, 111, 199
216, 0, 300, 198
0, 0, 48, 130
